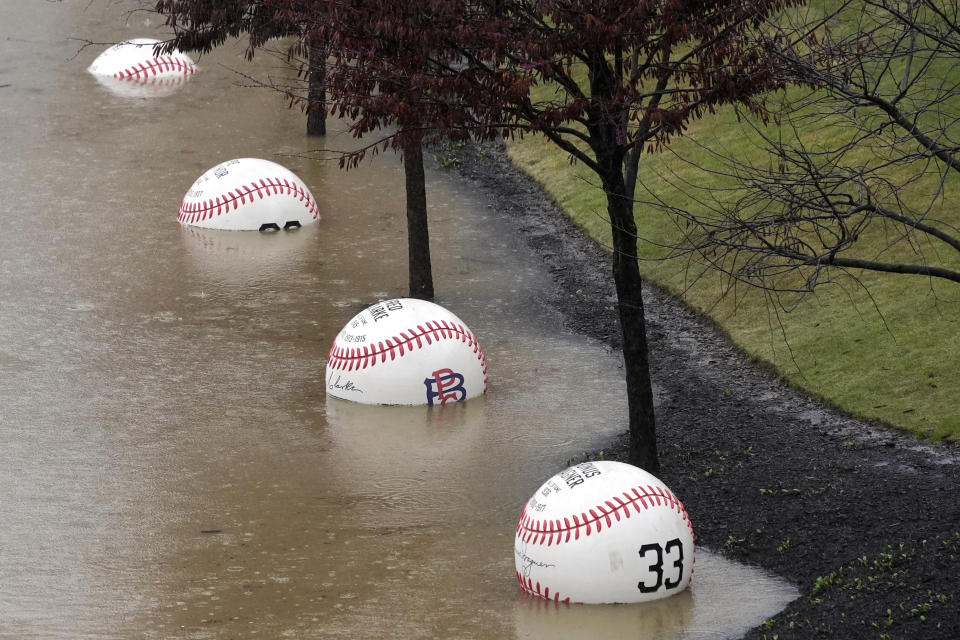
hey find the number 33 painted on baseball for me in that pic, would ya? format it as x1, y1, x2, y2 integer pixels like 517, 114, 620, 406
637, 538, 684, 592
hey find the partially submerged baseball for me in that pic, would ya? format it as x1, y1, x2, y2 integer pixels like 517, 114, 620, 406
88, 38, 196, 81
177, 158, 320, 231
515, 461, 695, 604
326, 298, 488, 406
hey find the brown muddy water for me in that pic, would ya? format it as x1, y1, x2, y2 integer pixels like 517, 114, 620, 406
0, 1, 797, 638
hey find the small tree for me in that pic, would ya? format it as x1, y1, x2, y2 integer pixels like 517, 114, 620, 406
290, 1, 547, 300
447, 0, 803, 471
293, 2, 483, 300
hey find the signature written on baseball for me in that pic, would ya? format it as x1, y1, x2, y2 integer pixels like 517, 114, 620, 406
329, 374, 363, 393
515, 541, 556, 577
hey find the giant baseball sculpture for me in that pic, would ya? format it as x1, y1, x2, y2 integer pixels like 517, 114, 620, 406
88, 38, 196, 82
177, 158, 320, 231
515, 461, 695, 604
326, 298, 488, 406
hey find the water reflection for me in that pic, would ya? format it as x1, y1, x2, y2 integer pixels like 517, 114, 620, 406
514, 591, 695, 640
180, 224, 319, 286
514, 551, 800, 640
324, 399, 486, 525
91, 72, 194, 99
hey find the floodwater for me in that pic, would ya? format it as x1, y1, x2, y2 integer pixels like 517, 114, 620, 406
0, 1, 797, 638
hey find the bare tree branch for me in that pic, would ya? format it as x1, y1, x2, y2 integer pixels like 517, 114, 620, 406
667, 0, 960, 293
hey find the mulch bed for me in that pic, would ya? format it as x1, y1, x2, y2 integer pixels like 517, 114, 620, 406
452, 141, 960, 640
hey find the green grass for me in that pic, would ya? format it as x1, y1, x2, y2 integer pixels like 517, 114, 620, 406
507, 96, 960, 442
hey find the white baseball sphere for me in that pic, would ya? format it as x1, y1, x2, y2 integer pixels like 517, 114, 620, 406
87, 38, 196, 81
515, 461, 694, 604
326, 298, 488, 405
177, 158, 320, 231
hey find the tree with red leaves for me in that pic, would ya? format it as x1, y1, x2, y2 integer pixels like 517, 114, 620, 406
294, 1, 509, 301
394, 0, 799, 472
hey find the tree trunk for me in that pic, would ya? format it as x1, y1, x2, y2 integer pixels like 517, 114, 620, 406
600, 153, 659, 473
585, 49, 659, 472
624, 146, 641, 203
307, 42, 326, 137
404, 140, 434, 300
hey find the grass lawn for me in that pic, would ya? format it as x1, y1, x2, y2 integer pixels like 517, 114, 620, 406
506, 103, 960, 442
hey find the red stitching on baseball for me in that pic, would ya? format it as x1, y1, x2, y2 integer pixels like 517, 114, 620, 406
177, 177, 320, 223
114, 56, 196, 80
515, 571, 576, 604
516, 485, 694, 547
327, 322, 489, 382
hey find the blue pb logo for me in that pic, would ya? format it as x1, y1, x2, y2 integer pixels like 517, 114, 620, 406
424, 368, 467, 405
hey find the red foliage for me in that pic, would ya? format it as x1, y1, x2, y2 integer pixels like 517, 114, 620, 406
155, 0, 301, 58
156, 0, 802, 166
